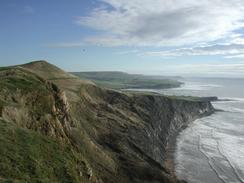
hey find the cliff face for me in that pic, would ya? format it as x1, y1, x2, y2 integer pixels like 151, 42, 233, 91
77, 85, 214, 183
126, 95, 214, 166
0, 61, 215, 183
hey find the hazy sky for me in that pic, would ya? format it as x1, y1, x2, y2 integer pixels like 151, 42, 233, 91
1, 0, 244, 77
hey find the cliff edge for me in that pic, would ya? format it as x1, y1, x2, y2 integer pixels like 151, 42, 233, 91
0, 61, 215, 183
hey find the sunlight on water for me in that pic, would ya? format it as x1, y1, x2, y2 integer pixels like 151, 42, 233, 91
145, 77, 244, 183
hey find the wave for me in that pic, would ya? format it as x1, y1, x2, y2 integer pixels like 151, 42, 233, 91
213, 98, 244, 113
217, 141, 244, 183
212, 130, 244, 183
170, 83, 223, 91
216, 97, 244, 102
197, 130, 244, 183
198, 135, 227, 183
214, 106, 244, 113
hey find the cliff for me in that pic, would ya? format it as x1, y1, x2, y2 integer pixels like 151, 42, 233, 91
0, 61, 214, 183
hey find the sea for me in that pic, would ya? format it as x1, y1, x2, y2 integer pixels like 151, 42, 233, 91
129, 77, 244, 183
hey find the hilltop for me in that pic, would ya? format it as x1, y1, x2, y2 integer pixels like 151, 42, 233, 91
0, 61, 214, 183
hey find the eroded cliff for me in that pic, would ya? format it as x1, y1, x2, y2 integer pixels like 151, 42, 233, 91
0, 61, 215, 183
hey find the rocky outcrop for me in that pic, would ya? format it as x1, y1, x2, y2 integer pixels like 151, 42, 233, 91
0, 68, 74, 143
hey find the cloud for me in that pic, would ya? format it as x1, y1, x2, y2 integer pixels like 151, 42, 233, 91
179, 63, 244, 76
151, 62, 244, 77
44, 42, 85, 48
145, 43, 244, 58
225, 54, 244, 59
75, 0, 244, 47
116, 49, 140, 55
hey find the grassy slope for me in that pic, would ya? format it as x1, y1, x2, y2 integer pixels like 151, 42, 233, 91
21, 60, 77, 80
0, 65, 93, 183
0, 119, 89, 183
71, 71, 182, 89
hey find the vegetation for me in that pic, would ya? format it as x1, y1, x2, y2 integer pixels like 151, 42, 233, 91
0, 119, 89, 183
72, 71, 182, 89
0, 68, 44, 91
0, 66, 12, 71
165, 95, 218, 102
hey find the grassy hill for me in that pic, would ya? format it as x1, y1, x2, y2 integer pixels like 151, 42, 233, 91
71, 71, 182, 89
0, 119, 89, 183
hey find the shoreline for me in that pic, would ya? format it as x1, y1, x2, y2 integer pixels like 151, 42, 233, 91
164, 124, 188, 181
164, 111, 216, 182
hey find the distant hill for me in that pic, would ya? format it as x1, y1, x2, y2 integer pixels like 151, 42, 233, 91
71, 71, 183, 89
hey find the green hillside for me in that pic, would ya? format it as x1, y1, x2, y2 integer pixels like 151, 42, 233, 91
0, 119, 89, 183
71, 71, 182, 89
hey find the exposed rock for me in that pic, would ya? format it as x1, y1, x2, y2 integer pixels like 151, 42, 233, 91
0, 68, 75, 143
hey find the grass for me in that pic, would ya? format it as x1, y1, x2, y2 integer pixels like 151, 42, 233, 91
165, 95, 217, 102
0, 66, 12, 71
71, 71, 182, 90
0, 67, 93, 182
0, 68, 55, 115
1, 77, 42, 91
0, 119, 89, 183
0, 68, 46, 92
21, 60, 77, 80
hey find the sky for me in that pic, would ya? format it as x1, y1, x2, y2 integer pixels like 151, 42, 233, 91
1, 0, 244, 77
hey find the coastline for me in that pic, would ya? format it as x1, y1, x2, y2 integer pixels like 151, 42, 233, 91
164, 124, 188, 182
164, 111, 216, 182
